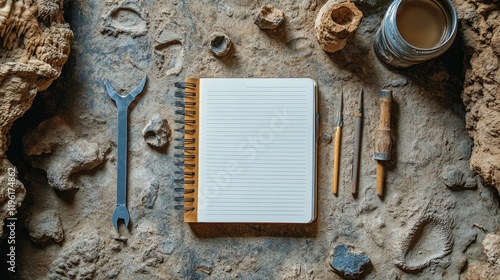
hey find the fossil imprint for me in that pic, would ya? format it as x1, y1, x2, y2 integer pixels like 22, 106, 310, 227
394, 211, 454, 272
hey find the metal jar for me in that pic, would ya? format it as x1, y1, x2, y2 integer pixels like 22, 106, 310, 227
373, 0, 458, 68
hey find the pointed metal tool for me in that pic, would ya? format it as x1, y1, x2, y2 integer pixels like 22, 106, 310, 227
106, 75, 147, 230
351, 89, 363, 195
332, 88, 343, 195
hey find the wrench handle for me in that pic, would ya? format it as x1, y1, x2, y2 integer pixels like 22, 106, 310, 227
116, 104, 128, 206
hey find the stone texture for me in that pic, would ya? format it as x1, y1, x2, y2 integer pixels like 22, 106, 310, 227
394, 210, 454, 272
8, 0, 500, 279
321, 131, 333, 144
330, 244, 371, 279
314, 0, 363, 53
23, 117, 109, 191
25, 209, 64, 243
465, 230, 500, 280
209, 32, 232, 57
483, 232, 500, 265
440, 164, 465, 188
254, 5, 285, 30
48, 234, 101, 280
457, 0, 500, 192
141, 180, 160, 209
439, 160, 478, 190
0, 0, 72, 236
100, 0, 149, 38
142, 116, 171, 151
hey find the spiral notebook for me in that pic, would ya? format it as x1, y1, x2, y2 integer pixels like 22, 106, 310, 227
174, 78, 318, 223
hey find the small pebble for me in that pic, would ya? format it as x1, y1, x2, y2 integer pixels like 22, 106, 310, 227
330, 244, 372, 279
160, 239, 176, 255
322, 132, 333, 144
143, 116, 171, 151
209, 32, 232, 57
113, 236, 128, 243
440, 164, 465, 189
465, 177, 478, 189
254, 5, 285, 30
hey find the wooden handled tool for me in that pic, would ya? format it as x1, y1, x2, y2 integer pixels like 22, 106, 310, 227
332, 89, 343, 195
374, 89, 392, 197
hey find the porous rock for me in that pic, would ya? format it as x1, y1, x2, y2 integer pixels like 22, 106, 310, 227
459, 0, 500, 192
25, 209, 64, 243
465, 230, 500, 279
330, 244, 371, 279
482, 232, 500, 265
254, 5, 285, 30
314, 1, 363, 53
0, 0, 72, 236
209, 32, 232, 57
143, 116, 171, 151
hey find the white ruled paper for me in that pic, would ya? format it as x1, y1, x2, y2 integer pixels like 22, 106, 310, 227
197, 78, 317, 223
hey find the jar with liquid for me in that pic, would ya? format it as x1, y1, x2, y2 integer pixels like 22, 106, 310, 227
373, 0, 458, 68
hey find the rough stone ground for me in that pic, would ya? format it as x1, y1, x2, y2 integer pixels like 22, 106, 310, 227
2, 0, 500, 279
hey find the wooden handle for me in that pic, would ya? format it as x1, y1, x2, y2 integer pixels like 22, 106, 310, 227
333, 126, 342, 195
376, 161, 384, 196
374, 90, 392, 160
375, 90, 392, 197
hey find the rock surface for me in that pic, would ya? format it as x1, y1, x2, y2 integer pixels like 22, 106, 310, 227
209, 32, 232, 57
0, 0, 72, 236
4, 0, 500, 279
23, 117, 109, 191
142, 116, 171, 151
314, 1, 363, 53
440, 160, 478, 189
394, 210, 454, 272
465, 230, 500, 280
458, 0, 500, 193
254, 5, 285, 30
330, 244, 371, 279
25, 209, 64, 243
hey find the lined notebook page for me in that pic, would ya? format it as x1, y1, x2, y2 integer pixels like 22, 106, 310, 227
197, 78, 316, 223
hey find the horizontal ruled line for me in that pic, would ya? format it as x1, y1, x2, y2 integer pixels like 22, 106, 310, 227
204, 191, 306, 195
208, 197, 305, 201
207, 91, 306, 93
204, 213, 306, 216
205, 102, 306, 105
205, 166, 306, 170
246, 86, 307, 88
205, 210, 305, 213
204, 171, 307, 174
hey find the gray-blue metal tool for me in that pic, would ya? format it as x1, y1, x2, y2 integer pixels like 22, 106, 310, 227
106, 75, 147, 230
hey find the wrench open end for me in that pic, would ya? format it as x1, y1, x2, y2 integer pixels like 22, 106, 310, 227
112, 205, 130, 231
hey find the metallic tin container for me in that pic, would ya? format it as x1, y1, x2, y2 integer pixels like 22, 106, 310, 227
373, 0, 458, 68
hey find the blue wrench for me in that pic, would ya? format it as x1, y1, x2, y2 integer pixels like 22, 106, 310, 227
106, 75, 147, 230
